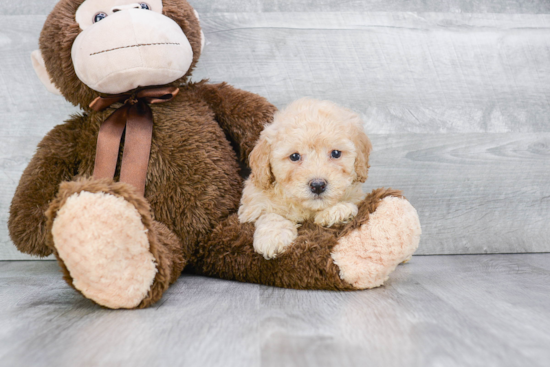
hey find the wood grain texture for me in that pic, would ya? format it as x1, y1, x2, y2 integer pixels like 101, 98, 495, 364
2, 132, 548, 259
1, 254, 549, 366
3, 0, 550, 16
260, 254, 550, 367
189, 0, 550, 14
1, 7, 550, 258
0, 0, 58, 15
193, 12, 550, 133
365, 133, 550, 255
0, 15, 79, 260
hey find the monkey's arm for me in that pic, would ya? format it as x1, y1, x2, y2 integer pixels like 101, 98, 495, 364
195, 82, 276, 165
8, 121, 79, 257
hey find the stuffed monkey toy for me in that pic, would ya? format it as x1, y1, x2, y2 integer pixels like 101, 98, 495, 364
9, 0, 421, 309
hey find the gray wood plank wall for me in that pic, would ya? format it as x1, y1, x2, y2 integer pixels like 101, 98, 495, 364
0, 1, 549, 259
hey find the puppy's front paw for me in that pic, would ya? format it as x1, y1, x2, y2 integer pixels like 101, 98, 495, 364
254, 213, 298, 260
315, 202, 358, 227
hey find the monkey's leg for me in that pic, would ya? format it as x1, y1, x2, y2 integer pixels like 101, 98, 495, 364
46, 178, 185, 309
191, 188, 420, 290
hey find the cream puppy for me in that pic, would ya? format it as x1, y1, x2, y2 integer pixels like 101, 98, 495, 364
238, 98, 372, 259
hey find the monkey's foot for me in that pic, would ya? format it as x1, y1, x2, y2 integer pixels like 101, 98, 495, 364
46, 179, 180, 309
331, 196, 421, 289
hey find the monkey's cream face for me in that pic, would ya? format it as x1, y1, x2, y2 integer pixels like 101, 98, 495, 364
72, 0, 200, 94
269, 119, 358, 211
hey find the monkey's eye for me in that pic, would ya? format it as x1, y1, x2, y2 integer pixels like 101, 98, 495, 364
331, 150, 342, 159
93, 12, 108, 23
289, 153, 301, 162
139, 3, 151, 9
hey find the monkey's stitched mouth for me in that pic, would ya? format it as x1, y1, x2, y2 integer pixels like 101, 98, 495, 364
90, 42, 181, 56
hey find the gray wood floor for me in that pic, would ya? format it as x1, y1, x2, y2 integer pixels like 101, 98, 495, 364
1, 254, 549, 367
1, 0, 550, 259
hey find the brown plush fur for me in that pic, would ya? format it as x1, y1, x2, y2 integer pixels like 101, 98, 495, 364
190, 188, 403, 290
9, 0, 278, 306
9, 0, 413, 309
9, 82, 275, 260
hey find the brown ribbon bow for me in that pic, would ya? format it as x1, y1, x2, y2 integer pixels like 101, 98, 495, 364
89, 87, 179, 196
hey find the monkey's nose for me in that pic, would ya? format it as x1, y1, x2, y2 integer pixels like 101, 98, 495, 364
309, 179, 327, 195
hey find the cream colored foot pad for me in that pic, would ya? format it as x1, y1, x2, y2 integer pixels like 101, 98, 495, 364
52, 191, 157, 309
331, 197, 421, 289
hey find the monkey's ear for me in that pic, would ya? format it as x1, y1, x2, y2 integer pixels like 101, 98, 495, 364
31, 50, 61, 95
193, 10, 206, 52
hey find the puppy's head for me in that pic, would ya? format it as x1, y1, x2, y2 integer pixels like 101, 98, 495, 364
249, 98, 372, 211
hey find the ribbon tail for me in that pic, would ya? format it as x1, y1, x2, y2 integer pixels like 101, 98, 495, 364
119, 101, 154, 196
93, 106, 129, 180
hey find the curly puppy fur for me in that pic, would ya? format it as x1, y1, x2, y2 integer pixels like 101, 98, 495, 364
238, 98, 372, 259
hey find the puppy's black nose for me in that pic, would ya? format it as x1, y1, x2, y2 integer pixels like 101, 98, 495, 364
309, 179, 327, 195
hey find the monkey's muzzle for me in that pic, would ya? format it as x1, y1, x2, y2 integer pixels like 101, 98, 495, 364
72, 9, 193, 94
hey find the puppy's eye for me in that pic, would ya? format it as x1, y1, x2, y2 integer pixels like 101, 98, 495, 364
331, 150, 342, 159
289, 153, 301, 162
139, 3, 151, 9
93, 12, 108, 23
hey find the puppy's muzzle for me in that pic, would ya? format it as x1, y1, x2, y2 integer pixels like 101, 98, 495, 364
309, 179, 327, 195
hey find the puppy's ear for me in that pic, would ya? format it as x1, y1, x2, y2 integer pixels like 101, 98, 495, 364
353, 130, 372, 183
249, 135, 274, 190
